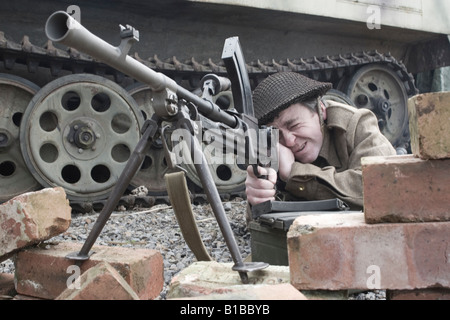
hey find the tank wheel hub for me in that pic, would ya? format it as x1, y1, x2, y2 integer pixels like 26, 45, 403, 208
65, 119, 104, 159
70, 122, 97, 149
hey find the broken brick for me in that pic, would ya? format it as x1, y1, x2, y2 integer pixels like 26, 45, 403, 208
14, 242, 164, 300
408, 92, 450, 159
0, 187, 71, 262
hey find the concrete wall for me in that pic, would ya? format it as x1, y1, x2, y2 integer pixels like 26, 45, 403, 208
191, 0, 450, 35
0, 0, 445, 68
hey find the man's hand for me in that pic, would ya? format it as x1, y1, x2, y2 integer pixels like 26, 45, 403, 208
245, 165, 277, 206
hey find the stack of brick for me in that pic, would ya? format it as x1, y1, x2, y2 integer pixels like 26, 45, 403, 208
287, 92, 450, 300
0, 187, 164, 300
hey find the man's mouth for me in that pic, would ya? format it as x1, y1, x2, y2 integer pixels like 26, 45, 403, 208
296, 142, 307, 153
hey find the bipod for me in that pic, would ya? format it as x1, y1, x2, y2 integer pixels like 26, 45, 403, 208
66, 110, 268, 283
65, 117, 159, 261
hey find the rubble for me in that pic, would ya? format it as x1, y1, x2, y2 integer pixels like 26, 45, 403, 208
0, 187, 71, 262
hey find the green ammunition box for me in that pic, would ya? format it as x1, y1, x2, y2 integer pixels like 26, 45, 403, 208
249, 211, 308, 266
249, 210, 357, 266
249, 220, 290, 266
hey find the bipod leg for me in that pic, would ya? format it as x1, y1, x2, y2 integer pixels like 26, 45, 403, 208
66, 119, 159, 261
182, 122, 269, 284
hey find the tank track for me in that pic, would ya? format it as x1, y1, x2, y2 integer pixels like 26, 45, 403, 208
0, 32, 417, 94
0, 32, 418, 212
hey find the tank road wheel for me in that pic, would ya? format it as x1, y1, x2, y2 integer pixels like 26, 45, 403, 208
344, 64, 410, 149
126, 83, 170, 195
20, 74, 144, 202
0, 74, 42, 202
322, 89, 356, 107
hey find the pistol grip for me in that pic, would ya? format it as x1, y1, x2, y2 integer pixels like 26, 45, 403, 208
252, 164, 268, 180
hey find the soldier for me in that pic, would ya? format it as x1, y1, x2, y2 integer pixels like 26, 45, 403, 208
245, 72, 396, 219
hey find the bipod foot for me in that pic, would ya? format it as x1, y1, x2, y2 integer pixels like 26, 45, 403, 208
232, 261, 269, 284
65, 251, 95, 261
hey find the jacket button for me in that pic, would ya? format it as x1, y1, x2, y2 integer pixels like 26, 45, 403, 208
299, 185, 305, 191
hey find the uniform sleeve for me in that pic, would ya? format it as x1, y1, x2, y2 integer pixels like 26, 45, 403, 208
284, 108, 396, 210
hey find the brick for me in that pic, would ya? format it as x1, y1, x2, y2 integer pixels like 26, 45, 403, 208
14, 242, 163, 300
167, 261, 291, 299
172, 283, 307, 300
362, 155, 450, 223
387, 288, 450, 300
13, 294, 43, 300
408, 92, 450, 159
287, 212, 450, 291
56, 262, 139, 300
0, 187, 71, 262
0, 273, 16, 298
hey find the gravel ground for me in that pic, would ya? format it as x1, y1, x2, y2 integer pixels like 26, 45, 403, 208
0, 198, 385, 300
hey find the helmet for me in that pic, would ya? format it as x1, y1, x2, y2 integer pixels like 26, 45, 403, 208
253, 72, 332, 125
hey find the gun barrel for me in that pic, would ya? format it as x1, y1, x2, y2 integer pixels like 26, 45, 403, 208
45, 11, 237, 127
46, 11, 177, 93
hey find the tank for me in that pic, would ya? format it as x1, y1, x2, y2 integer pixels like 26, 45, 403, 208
0, 0, 449, 211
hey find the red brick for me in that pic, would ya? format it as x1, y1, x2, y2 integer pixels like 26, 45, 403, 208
362, 155, 450, 223
287, 212, 450, 291
13, 294, 43, 300
0, 273, 16, 297
0, 187, 71, 261
408, 92, 450, 159
167, 261, 291, 299
14, 242, 163, 300
56, 262, 139, 300
172, 283, 307, 300
387, 288, 450, 300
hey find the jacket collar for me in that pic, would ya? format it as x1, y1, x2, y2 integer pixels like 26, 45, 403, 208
315, 100, 344, 169
316, 126, 342, 169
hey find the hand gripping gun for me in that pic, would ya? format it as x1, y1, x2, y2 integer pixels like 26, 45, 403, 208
45, 11, 278, 283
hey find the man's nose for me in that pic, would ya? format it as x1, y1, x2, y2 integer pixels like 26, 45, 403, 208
283, 131, 296, 147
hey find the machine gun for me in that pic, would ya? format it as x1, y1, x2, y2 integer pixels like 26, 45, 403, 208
45, 10, 278, 283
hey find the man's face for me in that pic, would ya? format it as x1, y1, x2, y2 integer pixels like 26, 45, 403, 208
269, 102, 325, 164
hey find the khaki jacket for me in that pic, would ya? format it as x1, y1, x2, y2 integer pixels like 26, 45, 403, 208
282, 100, 397, 210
